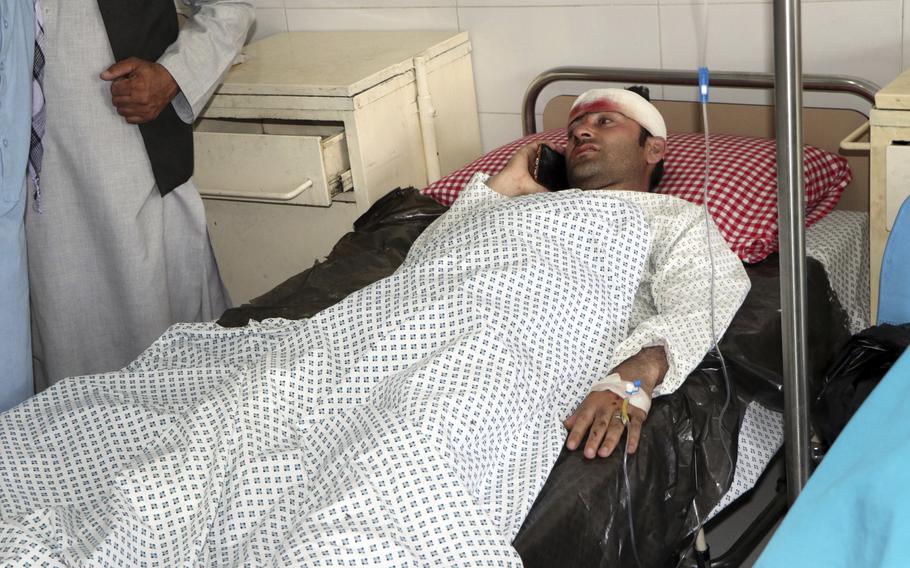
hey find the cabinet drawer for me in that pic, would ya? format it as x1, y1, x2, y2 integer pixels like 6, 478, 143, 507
194, 120, 351, 207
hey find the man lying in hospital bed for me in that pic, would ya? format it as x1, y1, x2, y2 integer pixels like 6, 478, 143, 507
0, 89, 749, 566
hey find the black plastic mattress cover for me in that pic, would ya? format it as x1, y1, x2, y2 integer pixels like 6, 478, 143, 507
218, 188, 851, 566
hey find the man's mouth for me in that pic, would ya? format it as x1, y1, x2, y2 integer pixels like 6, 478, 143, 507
572, 144, 598, 158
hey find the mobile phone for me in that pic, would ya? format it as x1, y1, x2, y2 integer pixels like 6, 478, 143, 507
533, 144, 569, 192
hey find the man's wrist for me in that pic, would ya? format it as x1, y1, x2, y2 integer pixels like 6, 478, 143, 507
154, 63, 181, 104
487, 169, 518, 196
611, 346, 668, 393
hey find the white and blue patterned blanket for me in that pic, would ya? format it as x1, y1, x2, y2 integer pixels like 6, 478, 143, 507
0, 183, 650, 566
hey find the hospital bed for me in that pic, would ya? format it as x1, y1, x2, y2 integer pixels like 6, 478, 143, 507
218, 68, 876, 565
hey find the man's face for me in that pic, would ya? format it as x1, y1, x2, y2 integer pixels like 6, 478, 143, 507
565, 111, 649, 191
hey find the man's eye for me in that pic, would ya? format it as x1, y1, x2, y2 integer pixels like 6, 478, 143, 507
598, 117, 611, 125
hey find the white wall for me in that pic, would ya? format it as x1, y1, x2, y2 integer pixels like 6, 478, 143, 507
245, 0, 903, 151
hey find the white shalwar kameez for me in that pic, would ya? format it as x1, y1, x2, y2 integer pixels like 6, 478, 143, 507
25, 0, 254, 389
0, 173, 749, 565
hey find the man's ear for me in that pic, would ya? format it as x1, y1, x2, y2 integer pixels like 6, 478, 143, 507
645, 137, 667, 165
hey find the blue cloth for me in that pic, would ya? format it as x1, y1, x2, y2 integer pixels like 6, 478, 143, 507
757, 347, 910, 567
0, 0, 35, 412
878, 196, 910, 325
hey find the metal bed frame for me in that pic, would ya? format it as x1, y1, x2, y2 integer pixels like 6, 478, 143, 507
520, 64, 879, 565
520, 68, 878, 138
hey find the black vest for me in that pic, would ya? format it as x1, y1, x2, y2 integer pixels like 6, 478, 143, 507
96, 0, 193, 196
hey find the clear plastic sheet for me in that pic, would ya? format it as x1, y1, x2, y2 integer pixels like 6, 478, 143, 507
217, 188, 851, 565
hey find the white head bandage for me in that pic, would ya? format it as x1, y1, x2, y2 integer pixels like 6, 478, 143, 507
568, 88, 667, 140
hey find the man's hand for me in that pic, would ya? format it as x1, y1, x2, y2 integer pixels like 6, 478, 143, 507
100, 58, 180, 124
564, 346, 669, 458
564, 390, 645, 458
486, 141, 564, 197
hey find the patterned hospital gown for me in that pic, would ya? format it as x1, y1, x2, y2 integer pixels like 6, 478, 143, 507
0, 174, 748, 566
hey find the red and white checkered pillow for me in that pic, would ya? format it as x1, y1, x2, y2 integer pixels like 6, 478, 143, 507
421, 129, 852, 263
422, 129, 568, 206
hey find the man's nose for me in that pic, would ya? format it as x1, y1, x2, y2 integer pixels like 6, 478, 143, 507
569, 123, 593, 143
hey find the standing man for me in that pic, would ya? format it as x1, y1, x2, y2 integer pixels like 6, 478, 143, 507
26, 0, 254, 389
0, 0, 35, 411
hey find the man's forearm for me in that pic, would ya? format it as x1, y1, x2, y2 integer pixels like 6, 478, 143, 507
609, 345, 668, 394
157, 1, 254, 120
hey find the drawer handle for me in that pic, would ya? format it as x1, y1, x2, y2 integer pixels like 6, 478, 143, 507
199, 179, 314, 203
840, 120, 870, 152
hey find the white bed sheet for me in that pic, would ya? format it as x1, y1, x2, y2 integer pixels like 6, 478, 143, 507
0, 185, 655, 566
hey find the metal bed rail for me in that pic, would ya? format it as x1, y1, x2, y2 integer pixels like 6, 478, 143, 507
521, 67, 878, 136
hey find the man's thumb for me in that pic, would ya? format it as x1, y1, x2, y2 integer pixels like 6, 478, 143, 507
101, 58, 141, 81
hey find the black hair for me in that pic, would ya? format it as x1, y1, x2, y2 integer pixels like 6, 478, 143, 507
626, 85, 651, 100
627, 85, 664, 191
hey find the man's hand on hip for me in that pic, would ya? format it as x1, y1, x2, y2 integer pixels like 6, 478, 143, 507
101, 58, 179, 124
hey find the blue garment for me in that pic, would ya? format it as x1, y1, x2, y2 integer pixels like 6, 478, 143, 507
878, 196, 910, 325
756, 348, 910, 567
0, 0, 34, 412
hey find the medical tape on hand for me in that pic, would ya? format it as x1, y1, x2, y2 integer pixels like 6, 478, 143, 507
589, 373, 651, 416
